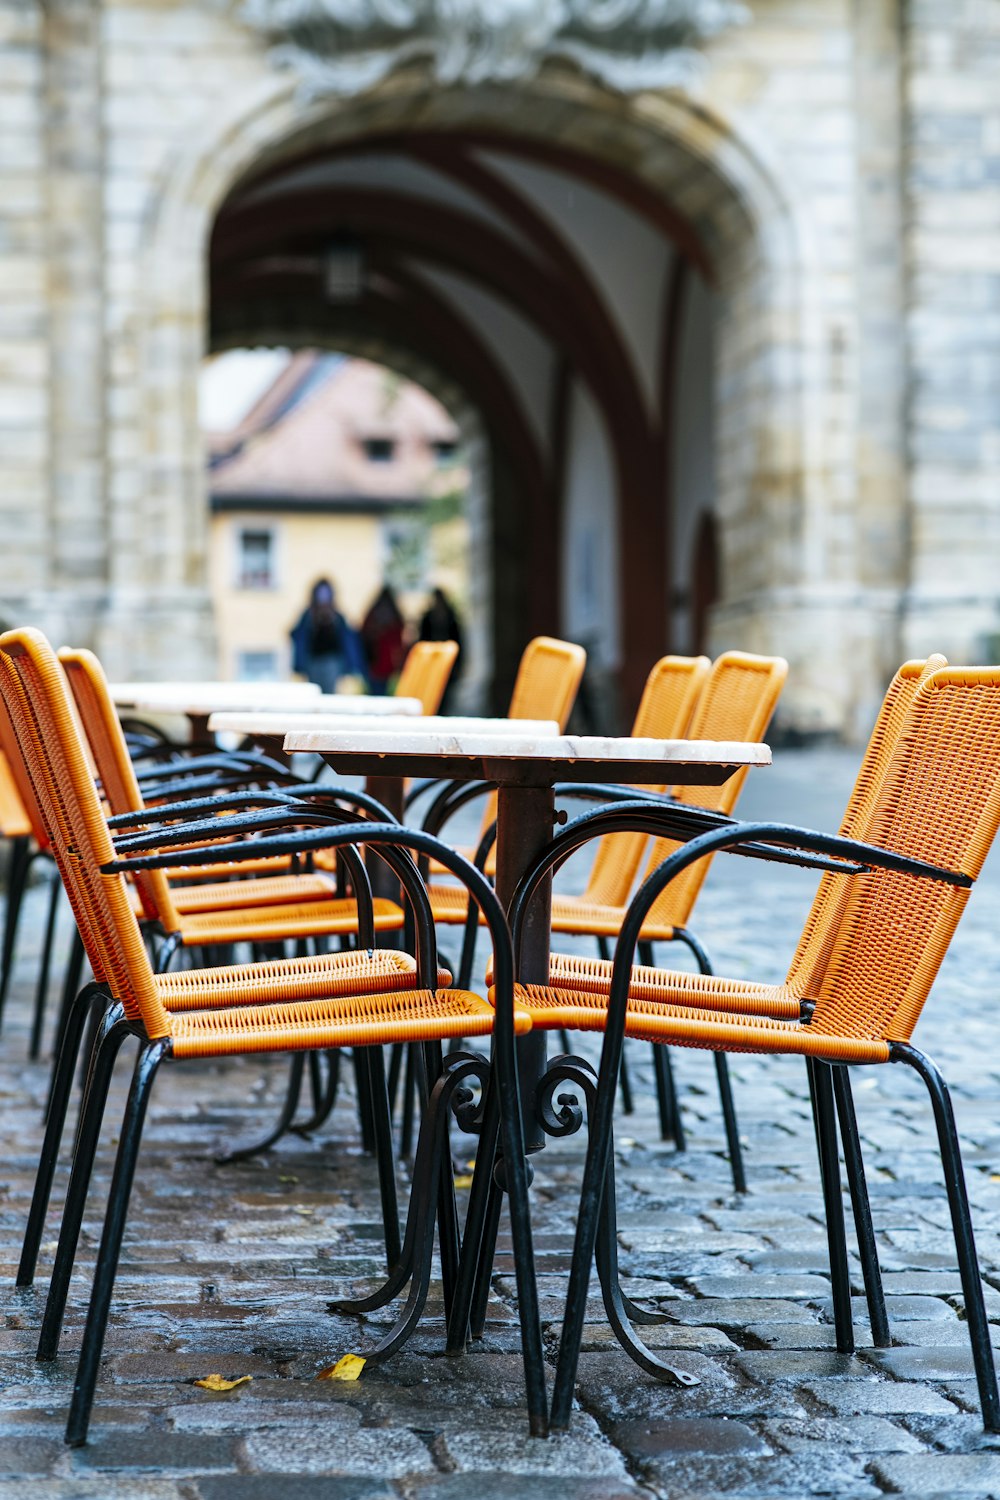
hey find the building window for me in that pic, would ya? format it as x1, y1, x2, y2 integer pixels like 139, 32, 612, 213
237, 527, 276, 589
236, 649, 279, 682
363, 437, 395, 464
432, 439, 459, 467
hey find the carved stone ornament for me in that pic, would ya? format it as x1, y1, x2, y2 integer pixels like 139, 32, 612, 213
241, 0, 749, 96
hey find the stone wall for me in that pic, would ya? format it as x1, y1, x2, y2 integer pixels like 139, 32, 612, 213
0, 0, 997, 732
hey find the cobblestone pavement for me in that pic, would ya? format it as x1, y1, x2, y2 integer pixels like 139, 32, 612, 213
2, 749, 1000, 1497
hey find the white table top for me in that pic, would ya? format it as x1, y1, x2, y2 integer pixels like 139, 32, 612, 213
286, 729, 771, 764
284, 728, 771, 787
111, 681, 323, 715
209, 712, 561, 737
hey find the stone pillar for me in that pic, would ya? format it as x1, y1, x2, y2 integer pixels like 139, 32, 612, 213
901, 2, 1000, 664
0, 2, 51, 617
43, 0, 107, 640
850, 0, 909, 730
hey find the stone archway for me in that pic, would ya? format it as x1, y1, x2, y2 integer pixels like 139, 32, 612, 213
120, 64, 820, 714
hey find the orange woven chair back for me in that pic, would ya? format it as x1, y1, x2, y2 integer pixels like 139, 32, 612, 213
0, 686, 48, 846
0, 629, 171, 1036
583, 655, 710, 907
507, 637, 586, 727
474, 637, 587, 848
788, 656, 947, 995
59, 648, 181, 929
395, 640, 459, 715
639, 651, 788, 930
807, 666, 1000, 1045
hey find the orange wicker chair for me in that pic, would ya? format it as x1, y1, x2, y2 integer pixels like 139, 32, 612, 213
58, 648, 407, 957
395, 639, 460, 715
535, 655, 942, 1187
0, 626, 544, 1447
507, 664, 1000, 1434
422, 635, 586, 875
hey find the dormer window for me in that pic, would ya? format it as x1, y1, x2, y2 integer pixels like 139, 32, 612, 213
363, 437, 395, 463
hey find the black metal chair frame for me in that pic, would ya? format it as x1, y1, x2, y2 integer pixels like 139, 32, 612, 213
508, 809, 998, 1435
22, 811, 546, 1445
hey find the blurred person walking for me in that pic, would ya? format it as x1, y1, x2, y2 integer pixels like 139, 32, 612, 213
419, 586, 463, 710
290, 578, 363, 693
361, 584, 407, 694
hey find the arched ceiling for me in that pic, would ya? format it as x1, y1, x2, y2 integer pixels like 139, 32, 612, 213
210, 129, 711, 705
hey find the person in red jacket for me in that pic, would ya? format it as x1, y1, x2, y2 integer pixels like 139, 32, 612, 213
360, 584, 407, 693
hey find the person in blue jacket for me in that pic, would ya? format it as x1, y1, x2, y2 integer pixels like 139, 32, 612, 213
290, 578, 364, 693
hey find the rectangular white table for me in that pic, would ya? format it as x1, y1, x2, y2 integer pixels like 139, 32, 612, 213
111, 682, 420, 744
285, 726, 771, 1151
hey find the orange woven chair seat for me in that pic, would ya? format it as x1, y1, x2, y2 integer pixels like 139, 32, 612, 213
171, 896, 404, 946
168, 986, 531, 1059
429, 845, 495, 879
548, 896, 677, 940
167, 871, 336, 914
156, 947, 447, 1012
542, 952, 801, 1017
512, 982, 890, 1062
427, 882, 477, 923
428, 882, 679, 941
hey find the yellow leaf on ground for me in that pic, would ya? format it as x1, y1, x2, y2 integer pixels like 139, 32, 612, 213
317, 1354, 366, 1382
453, 1175, 474, 1190
192, 1373, 253, 1392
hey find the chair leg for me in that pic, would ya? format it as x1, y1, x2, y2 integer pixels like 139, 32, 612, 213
386, 1042, 404, 1114
892, 1043, 1000, 1431
832, 1065, 890, 1347
65, 1039, 168, 1447
810, 1060, 854, 1354
457, 898, 480, 991
595, 1155, 699, 1386
469, 1172, 504, 1342
399, 1044, 417, 1160
614, 1047, 632, 1116
493, 1060, 547, 1437
353, 1048, 376, 1153
29, 872, 60, 1060
446, 1086, 501, 1353
216, 1053, 306, 1164
596, 938, 633, 1114
640, 940, 683, 1148
155, 932, 182, 972
673, 928, 746, 1192
334, 1055, 474, 1364
47, 930, 87, 1114
652, 1045, 680, 1144
713, 1053, 747, 1194
366, 1045, 401, 1270
424, 1041, 461, 1320
37, 1010, 135, 1361
18, 983, 113, 1287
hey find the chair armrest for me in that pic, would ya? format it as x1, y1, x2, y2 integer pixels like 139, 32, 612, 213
104, 820, 521, 1017
507, 803, 970, 967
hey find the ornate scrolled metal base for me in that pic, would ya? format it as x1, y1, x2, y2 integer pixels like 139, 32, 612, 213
536, 1054, 700, 1388
328, 1052, 490, 1361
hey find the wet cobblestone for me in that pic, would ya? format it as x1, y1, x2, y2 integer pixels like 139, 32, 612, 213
1, 748, 1000, 1495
